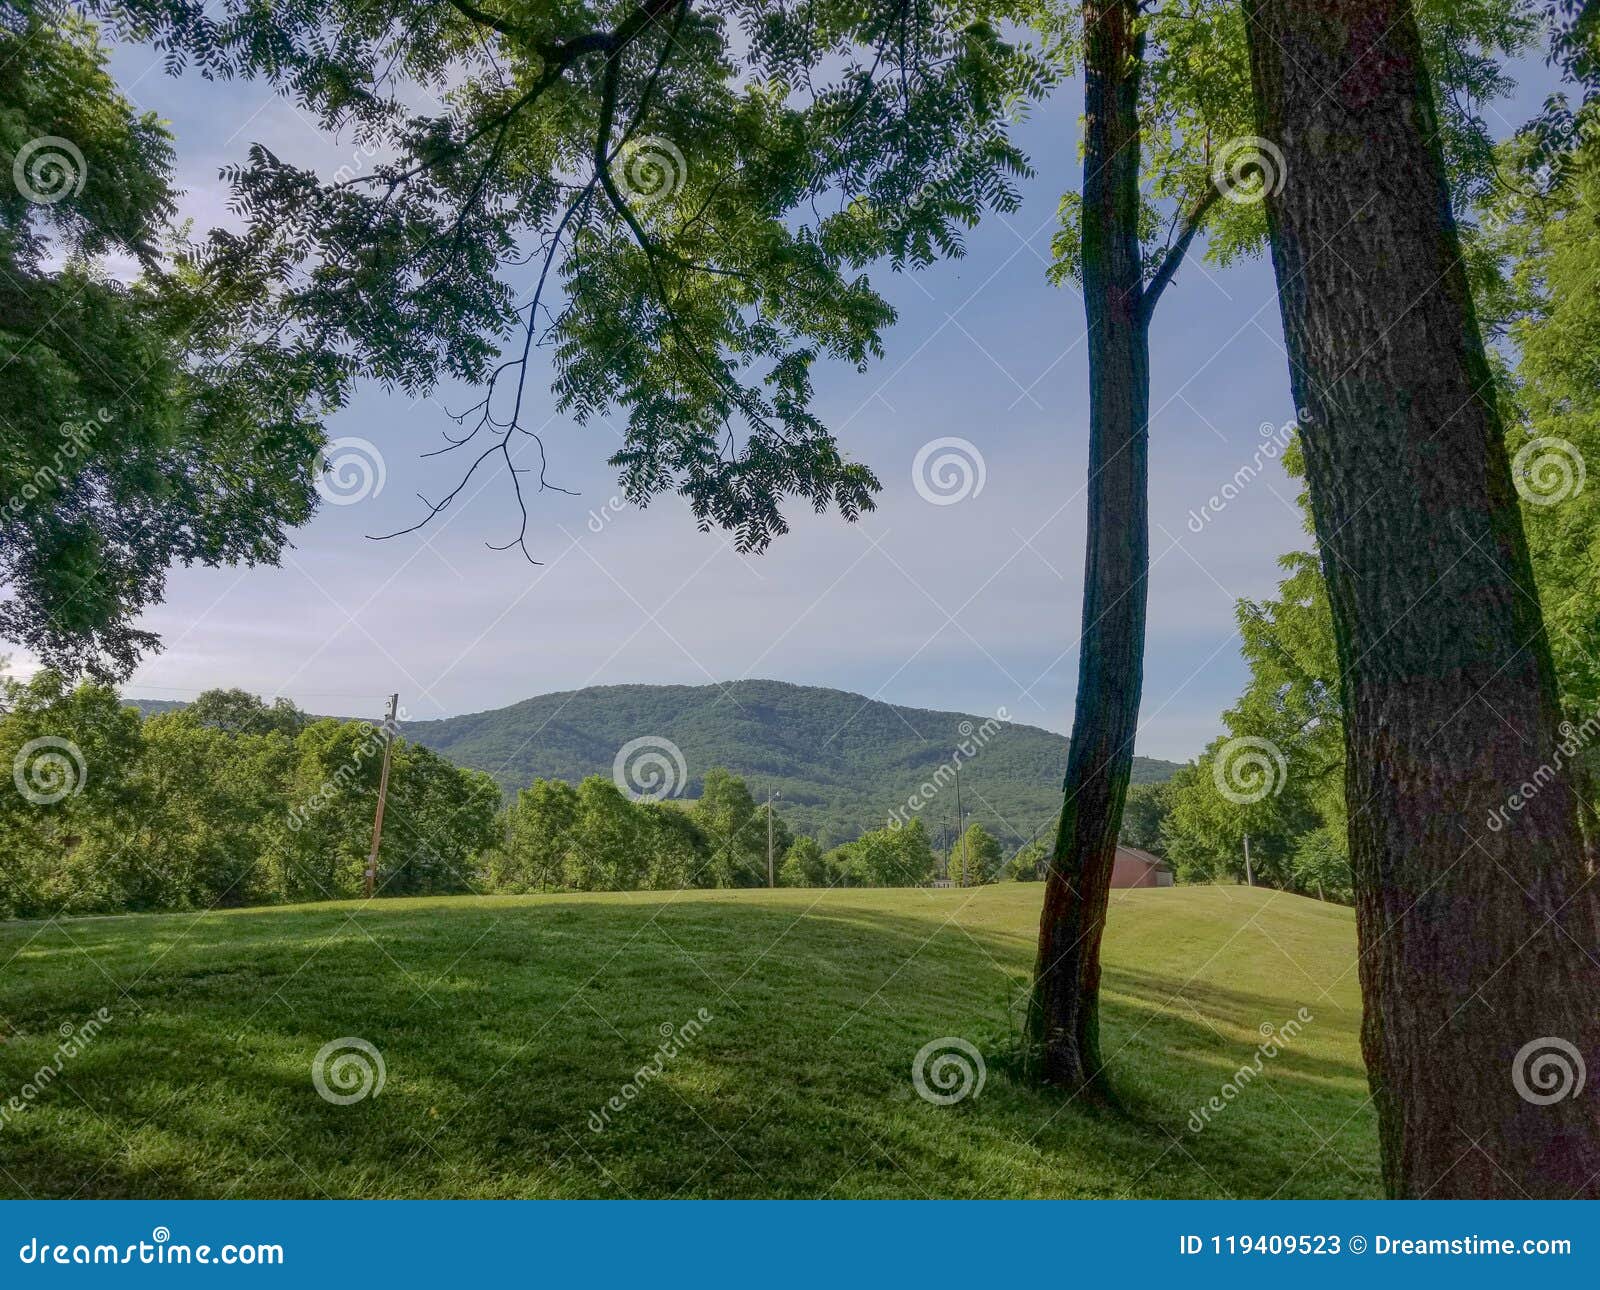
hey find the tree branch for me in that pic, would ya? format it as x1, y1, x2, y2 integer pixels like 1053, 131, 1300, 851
1140, 182, 1222, 324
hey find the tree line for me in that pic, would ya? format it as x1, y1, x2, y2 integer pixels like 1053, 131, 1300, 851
0, 676, 501, 918
0, 676, 1017, 916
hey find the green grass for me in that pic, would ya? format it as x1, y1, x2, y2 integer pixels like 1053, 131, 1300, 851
0, 884, 1378, 1198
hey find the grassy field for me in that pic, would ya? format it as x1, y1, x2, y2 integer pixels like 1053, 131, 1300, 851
0, 884, 1378, 1198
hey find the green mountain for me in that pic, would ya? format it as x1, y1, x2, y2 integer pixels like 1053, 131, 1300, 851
405, 680, 1182, 850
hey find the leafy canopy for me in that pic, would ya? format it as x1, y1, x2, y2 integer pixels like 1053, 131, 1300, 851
89, 0, 1047, 558
1, 7, 331, 679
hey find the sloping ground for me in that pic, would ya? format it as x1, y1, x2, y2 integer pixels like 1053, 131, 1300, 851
0, 885, 1376, 1198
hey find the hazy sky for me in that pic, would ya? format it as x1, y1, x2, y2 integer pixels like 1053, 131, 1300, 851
40, 30, 1550, 761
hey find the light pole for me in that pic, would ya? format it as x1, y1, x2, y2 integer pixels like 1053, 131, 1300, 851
766, 787, 781, 888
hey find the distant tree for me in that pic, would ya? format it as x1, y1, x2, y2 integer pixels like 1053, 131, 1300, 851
0, 671, 143, 915
887, 818, 937, 886
271, 717, 390, 900
1290, 826, 1350, 904
1006, 840, 1047, 881
381, 744, 500, 895
948, 822, 1001, 887
779, 835, 828, 888
129, 714, 288, 908
183, 688, 309, 738
819, 819, 937, 887
638, 802, 710, 890
1117, 783, 1169, 854
859, 818, 936, 886
567, 776, 646, 891
491, 779, 580, 892
694, 769, 767, 888
823, 839, 864, 887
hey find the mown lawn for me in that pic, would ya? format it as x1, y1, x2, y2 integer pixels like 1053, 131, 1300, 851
0, 884, 1378, 1198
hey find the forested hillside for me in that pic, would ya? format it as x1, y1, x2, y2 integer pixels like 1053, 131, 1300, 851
405, 681, 1180, 849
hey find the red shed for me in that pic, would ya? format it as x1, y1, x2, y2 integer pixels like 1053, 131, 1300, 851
1110, 845, 1174, 888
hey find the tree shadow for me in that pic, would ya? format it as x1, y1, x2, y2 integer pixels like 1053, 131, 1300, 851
0, 892, 1378, 1199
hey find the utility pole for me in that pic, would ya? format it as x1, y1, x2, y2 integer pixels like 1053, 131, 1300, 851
953, 764, 967, 887
766, 787, 780, 888
1242, 833, 1254, 888
364, 693, 399, 899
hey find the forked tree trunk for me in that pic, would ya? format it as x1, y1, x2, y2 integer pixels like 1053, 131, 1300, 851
1244, 0, 1600, 1196
1026, 0, 1149, 1094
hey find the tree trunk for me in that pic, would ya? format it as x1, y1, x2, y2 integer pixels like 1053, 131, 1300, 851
1244, 0, 1600, 1197
1026, 0, 1149, 1094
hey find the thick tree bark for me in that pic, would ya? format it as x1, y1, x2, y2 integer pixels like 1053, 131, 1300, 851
1026, 0, 1150, 1094
1244, 0, 1600, 1196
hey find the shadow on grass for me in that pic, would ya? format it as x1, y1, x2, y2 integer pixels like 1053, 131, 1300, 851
0, 893, 1378, 1199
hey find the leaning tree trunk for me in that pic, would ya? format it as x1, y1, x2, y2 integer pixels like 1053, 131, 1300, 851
1244, 0, 1600, 1197
1026, 0, 1149, 1095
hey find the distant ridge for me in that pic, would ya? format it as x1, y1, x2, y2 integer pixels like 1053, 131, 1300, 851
126, 681, 1183, 848
405, 680, 1182, 850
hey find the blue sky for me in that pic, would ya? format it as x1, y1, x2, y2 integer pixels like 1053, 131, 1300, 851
77, 31, 1553, 761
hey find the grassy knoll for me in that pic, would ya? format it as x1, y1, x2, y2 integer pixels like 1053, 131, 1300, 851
0, 884, 1376, 1198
